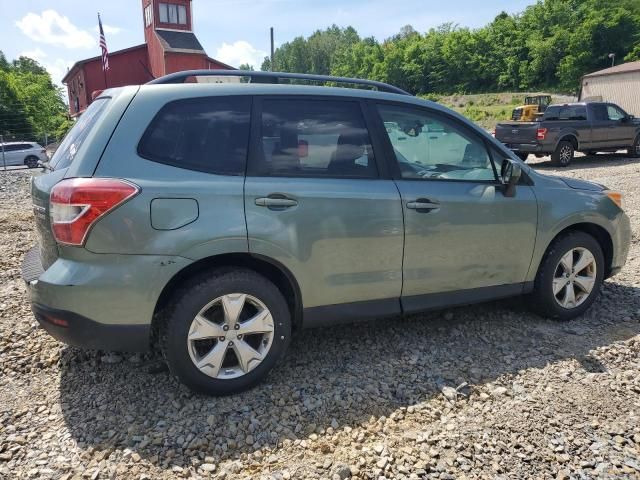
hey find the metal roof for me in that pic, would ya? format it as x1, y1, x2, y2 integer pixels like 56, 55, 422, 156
583, 61, 640, 78
61, 44, 148, 83
155, 29, 205, 53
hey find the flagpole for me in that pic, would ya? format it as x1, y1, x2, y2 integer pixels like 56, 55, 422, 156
98, 13, 108, 89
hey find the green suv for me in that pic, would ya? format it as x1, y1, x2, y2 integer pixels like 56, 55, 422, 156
23, 71, 631, 395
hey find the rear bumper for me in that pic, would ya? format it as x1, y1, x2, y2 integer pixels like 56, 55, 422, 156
32, 304, 150, 352
21, 245, 191, 352
501, 142, 548, 153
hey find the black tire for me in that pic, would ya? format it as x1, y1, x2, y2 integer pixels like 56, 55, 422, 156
551, 140, 574, 167
628, 135, 640, 158
160, 268, 291, 395
515, 152, 529, 161
24, 156, 39, 168
529, 231, 604, 321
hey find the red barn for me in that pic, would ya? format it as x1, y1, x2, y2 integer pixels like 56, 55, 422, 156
62, 0, 234, 116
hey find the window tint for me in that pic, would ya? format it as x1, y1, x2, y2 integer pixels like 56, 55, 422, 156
607, 105, 626, 121
50, 98, 110, 170
591, 104, 609, 121
377, 104, 496, 182
255, 99, 377, 178
543, 105, 587, 120
138, 96, 250, 175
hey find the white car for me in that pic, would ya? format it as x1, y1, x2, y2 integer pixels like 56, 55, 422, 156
1, 142, 48, 168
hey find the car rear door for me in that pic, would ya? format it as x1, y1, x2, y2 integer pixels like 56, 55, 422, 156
1, 145, 19, 166
372, 101, 538, 313
589, 103, 615, 148
244, 96, 404, 321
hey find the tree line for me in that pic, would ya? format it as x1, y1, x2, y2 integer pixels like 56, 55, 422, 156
0, 51, 71, 144
260, 0, 640, 95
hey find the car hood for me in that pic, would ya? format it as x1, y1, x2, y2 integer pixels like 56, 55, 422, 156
557, 176, 606, 192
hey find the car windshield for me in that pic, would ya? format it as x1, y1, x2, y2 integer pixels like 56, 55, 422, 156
49, 98, 110, 170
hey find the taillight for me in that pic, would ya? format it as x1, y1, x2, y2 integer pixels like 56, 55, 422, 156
50, 178, 139, 246
536, 128, 547, 140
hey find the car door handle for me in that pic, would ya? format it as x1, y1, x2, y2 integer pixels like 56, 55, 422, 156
406, 199, 440, 212
255, 196, 298, 208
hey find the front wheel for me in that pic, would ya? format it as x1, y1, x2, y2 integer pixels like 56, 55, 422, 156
628, 135, 640, 158
160, 269, 291, 395
24, 156, 39, 168
529, 231, 604, 320
551, 141, 574, 167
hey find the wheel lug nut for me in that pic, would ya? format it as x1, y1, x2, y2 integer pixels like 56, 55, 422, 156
223, 325, 229, 331
219, 336, 225, 342
229, 341, 234, 346
237, 334, 243, 340
234, 324, 240, 330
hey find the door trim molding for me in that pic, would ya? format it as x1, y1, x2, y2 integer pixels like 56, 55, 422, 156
302, 282, 534, 328
402, 282, 533, 315
303, 298, 401, 328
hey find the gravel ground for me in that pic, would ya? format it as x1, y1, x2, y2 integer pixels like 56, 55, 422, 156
1, 153, 640, 480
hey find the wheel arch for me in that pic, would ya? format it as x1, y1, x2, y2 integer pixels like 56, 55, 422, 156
555, 133, 579, 151
152, 253, 303, 337
542, 222, 614, 277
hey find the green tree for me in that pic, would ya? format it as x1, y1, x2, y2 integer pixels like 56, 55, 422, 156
262, 0, 640, 95
0, 50, 69, 143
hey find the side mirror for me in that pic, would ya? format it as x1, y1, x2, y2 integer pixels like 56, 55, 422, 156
501, 158, 522, 198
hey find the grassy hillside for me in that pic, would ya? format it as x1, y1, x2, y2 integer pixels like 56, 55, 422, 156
427, 93, 577, 130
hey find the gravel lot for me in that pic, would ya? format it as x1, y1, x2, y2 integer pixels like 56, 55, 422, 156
1, 153, 639, 480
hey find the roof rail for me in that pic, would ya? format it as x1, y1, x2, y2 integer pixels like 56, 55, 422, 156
147, 69, 411, 96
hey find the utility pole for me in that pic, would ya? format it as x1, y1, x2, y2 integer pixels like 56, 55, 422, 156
270, 27, 275, 71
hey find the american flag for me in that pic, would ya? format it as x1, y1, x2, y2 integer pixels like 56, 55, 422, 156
98, 14, 109, 71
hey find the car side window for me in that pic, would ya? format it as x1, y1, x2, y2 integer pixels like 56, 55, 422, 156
377, 104, 497, 182
253, 98, 377, 178
138, 96, 251, 175
607, 105, 626, 121
591, 104, 609, 121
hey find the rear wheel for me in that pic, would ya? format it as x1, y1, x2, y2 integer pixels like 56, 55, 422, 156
628, 135, 640, 158
515, 152, 529, 161
529, 231, 604, 320
24, 156, 39, 168
551, 141, 574, 167
160, 269, 291, 395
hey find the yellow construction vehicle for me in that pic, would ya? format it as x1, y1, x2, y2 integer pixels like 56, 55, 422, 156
511, 95, 552, 121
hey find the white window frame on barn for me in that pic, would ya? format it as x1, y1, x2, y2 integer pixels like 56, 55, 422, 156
159, 3, 187, 25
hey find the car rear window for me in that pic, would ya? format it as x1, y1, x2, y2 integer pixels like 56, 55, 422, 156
138, 96, 251, 175
252, 98, 377, 178
544, 106, 587, 121
50, 98, 110, 170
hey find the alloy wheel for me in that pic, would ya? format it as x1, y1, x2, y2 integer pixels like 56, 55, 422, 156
552, 247, 597, 309
187, 293, 274, 379
560, 145, 572, 164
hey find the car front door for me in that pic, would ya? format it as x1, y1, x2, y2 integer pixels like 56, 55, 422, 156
606, 104, 636, 148
244, 97, 404, 322
373, 102, 538, 313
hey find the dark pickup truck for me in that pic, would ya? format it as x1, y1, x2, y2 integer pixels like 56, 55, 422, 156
495, 102, 640, 166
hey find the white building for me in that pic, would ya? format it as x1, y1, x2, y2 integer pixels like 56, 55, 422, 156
580, 61, 640, 116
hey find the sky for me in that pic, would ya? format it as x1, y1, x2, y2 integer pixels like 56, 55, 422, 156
0, 0, 536, 85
